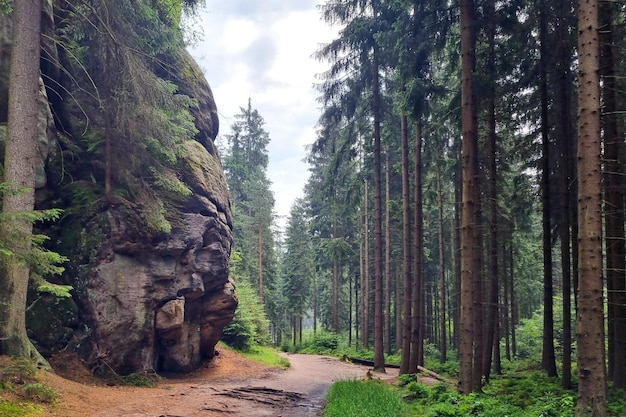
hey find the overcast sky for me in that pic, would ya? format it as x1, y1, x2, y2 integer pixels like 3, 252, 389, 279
188, 1, 337, 231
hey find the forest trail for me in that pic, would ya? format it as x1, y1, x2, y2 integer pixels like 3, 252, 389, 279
41, 349, 398, 417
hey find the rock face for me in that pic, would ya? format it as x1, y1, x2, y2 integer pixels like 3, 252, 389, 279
71, 200, 235, 374
0, 3, 236, 374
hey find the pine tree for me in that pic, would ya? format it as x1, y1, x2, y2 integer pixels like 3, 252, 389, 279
0, 0, 43, 359
575, 0, 608, 413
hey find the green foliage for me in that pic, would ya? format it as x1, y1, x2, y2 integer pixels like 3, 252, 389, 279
35, 282, 73, 298
0, 358, 51, 414
0, 186, 68, 286
231, 345, 290, 369
299, 332, 339, 355
324, 380, 410, 417
121, 372, 161, 387
22, 383, 57, 403
607, 389, 626, 417
398, 373, 417, 386
0, 400, 41, 417
222, 279, 270, 351
406, 381, 429, 399
0, 0, 12, 14
403, 371, 577, 417
0, 357, 37, 385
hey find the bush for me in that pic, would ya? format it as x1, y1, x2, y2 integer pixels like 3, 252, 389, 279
23, 383, 57, 403
222, 279, 270, 351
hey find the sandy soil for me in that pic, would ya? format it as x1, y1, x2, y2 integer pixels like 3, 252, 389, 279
39, 349, 399, 417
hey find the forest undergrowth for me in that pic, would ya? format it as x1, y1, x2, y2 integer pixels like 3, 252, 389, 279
283, 326, 626, 417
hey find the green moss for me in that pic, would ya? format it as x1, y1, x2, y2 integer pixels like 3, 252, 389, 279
182, 140, 228, 196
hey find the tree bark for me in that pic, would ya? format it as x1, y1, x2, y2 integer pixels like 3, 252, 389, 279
400, 114, 413, 374
557, 0, 574, 390
459, 0, 481, 393
410, 120, 424, 373
600, 0, 626, 390
362, 180, 370, 349
539, 0, 558, 378
436, 161, 447, 363
384, 149, 391, 355
483, 0, 499, 381
576, 0, 608, 413
372, 41, 385, 373
0, 0, 42, 359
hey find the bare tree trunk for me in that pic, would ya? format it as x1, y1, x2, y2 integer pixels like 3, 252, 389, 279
510, 247, 517, 358
483, 0, 499, 381
0, 0, 43, 359
503, 236, 511, 361
600, 0, 626, 390
576, 0, 608, 412
459, 0, 481, 394
363, 181, 370, 349
258, 222, 264, 304
410, 120, 424, 373
313, 271, 318, 336
400, 114, 413, 374
333, 258, 339, 333
385, 149, 392, 355
539, 0, 558, 378
555, 0, 574, 390
436, 162, 447, 363
372, 42, 385, 373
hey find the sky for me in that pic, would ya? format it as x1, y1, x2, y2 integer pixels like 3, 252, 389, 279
188, 1, 338, 231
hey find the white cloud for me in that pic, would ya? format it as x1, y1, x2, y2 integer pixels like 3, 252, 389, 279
189, 3, 337, 230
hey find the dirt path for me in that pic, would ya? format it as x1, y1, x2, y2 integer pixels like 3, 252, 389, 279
42, 350, 398, 417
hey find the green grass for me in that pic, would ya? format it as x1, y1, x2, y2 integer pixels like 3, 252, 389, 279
224, 344, 290, 369
0, 400, 43, 417
324, 380, 410, 417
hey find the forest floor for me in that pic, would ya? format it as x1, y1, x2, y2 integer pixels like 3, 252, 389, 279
38, 348, 401, 417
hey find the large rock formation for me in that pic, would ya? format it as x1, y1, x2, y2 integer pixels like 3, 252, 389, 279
0, 2, 236, 374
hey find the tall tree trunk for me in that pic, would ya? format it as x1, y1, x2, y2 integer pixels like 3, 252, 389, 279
503, 236, 511, 361
0, 0, 42, 359
576, 0, 608, 413
258, 221, 264, 304
372, 41, 385, 373
436, 161, 447, 363
600, 0, 626, 390
510, 246, 518, 358
333, 258, 339, 333
557, 0, 574, 390
400, 114, 413, 374
459, 0, 483, 394
483, 0, 499, 381
313, 271, 318, 336
348, 271, 352, 347
459, 0, 482, 393
539, 0, 558, 378
363, 181, 370, 349
385, 149, 392, 355
395, 267, 402, 351
452, 141, 462, 351
410, 120, 424, 373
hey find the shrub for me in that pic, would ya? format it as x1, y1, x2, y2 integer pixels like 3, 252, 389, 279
23, 383, 57, 403
222, 279, 270, 351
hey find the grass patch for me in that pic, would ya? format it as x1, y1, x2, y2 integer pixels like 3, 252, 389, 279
0, 356, 54, 416
0, 399, 43, 417
224, 344, 290, 369
324, 380, 410, 417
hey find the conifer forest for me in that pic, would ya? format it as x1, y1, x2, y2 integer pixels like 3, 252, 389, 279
221, 0, 625, 415
1, 0, 626, 416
